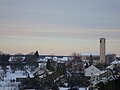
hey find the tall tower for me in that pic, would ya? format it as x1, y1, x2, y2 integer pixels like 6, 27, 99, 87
100, 38, 106, 64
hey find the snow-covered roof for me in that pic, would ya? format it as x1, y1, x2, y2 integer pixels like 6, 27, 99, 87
9, 56, 25, 62
111, 60, 120, 64
106, 65, 114, 70
37, 58, 48, 62
61, 57, 69, 61
37, 56, 69, 63
94, 70, 107, 76
59, 87, 87, 90
38, 63, 46, 67
85, 65, 101, 76
81, 53, 99, 56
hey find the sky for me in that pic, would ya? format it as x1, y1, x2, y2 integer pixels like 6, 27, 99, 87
0, 0, 120, 56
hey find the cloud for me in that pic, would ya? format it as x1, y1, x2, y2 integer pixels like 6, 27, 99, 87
0, 25, 120, 40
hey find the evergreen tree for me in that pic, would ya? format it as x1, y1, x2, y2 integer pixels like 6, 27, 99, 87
46, 59, 54, 71
34, 51, 39, 58
1, 54, 10, 65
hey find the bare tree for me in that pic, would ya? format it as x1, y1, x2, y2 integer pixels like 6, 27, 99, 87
72, 52, 82, 62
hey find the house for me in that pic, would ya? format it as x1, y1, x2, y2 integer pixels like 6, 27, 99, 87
84, 65, 101, 77
106, 54, 116, 65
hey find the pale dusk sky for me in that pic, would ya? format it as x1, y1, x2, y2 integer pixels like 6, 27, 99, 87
0, 0, 120, 56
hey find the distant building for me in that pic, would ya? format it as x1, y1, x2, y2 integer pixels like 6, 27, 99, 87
81, 54, 100, 65
100, 38, 106, 64
106, 54, 116, 65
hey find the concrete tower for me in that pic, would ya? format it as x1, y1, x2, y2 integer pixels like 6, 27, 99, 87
100, 38, 106, 64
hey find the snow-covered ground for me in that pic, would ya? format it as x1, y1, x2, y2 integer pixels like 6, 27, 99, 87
4, 71, 26, 81
0, 86, 15, 90
0, 81, 20, 90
